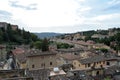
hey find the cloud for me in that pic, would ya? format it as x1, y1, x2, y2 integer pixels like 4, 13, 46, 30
0, 0, 120, 33
0, 10, 12, 16
108, 0, 120, 5
0, 10, 12, 21
84, 13, 120, 26
9, 1, 37, 10
104, 0, 120, 11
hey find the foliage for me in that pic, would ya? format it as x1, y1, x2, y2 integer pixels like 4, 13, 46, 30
57, 42, 74, 49
96, 48, 108, 53
104, 76, 111, 80
31, 38, 49, 51
33, 41, 42, 49
99, 32, 120, 50
0, 24, 39, 45
97, 30, 108, 35
83, 30, 96, 37
41, 38, 49, 51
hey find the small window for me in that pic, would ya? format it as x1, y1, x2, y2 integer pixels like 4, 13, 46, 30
103, 61, 105, 64
88, 63, 91, 67
44, 63, 45, 67
93, 62, 96, 66
100, 65, 103, 68
41, 64, 43, 67
41, 63, 45, 67
96, 71, 99, 75
50, 62, 52, 65
74, 73, 77, 76
79, 64, 80, 67
32, 64, 35, 68
74, 62, 76, 65
106, 62, 110, 65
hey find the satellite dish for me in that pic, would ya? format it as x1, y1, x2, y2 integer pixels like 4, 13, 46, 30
53, 67, 60, 73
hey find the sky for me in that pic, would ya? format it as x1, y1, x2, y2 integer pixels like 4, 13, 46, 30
0, 0, 120, 33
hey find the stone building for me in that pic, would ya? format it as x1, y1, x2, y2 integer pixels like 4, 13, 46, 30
27, 49, 57, 70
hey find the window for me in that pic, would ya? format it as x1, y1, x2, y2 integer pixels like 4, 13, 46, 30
106, 62, 110, 65
32, 64, 35, 68
50, 62, 52, 65
41, 63, 45, 67
41, 64, 43, 67
74, 73, 77, 76
44, 63, 45, 67
96, 71, 99, 75
93, 62, 96, 66
79, 64, 80, 67
100, 65, 103, 68
74, 62, 76, 65
88, 63, 91, 67
103, 61, 105, 64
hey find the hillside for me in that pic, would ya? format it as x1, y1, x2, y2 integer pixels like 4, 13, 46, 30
34, 32, 62, 39
56, 28, 120, 51
0, 22, 38, 44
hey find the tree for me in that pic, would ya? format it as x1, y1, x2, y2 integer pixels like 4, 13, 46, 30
0, 29, 3, 43
31, 33, 38, 41
41, 38, 49, 51
100, 48, 108, 53
57, 43, 74, 49
33, 41, 42, 49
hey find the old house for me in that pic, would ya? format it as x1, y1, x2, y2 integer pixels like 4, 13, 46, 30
0, 22, 19, 31
73, 33, 86, 40
73, 55, 119, 76
27, 49, 57, 70
92, 43, 110, 50
12, 48, 27, 69
0, 22, 7, 30
27, 69, 50, 80
0, 45, 6, 62
91, 34, 108, 39
57, 53, 80, 66
0, 69, 26, 79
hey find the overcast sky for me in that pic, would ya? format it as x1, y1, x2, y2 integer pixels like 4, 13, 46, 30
0, 0, 120, 33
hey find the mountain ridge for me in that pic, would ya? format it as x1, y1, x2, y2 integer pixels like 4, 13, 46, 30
34, 32, 62, 39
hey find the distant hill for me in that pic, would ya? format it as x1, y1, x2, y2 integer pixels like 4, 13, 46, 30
34, 32, 62, 39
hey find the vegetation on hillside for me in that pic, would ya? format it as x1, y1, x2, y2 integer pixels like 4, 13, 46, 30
30, 38, 49, 51
0, 24, 38, 44
57, 28, 120, 51
57, 43, 74, 49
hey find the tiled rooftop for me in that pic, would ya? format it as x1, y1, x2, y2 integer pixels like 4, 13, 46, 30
79, 55, 119, 64
27, 49, 57, 57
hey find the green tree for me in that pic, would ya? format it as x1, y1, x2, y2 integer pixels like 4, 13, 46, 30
41, 38, 49, 51
57, 43, 74, 49
33, 41, 42, 49
31, 33, 38, 41
0, 29, 3, 43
